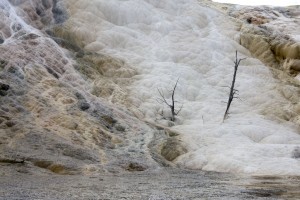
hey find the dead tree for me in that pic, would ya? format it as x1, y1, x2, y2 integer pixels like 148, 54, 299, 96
157, 78, 183, 122
223, 51, 245, 122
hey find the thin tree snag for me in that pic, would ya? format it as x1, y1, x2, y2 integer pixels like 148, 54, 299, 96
223, 51, 245, 122
157, 78, 182, 122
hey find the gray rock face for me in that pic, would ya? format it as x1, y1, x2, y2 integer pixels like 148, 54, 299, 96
0, 0, 157, 176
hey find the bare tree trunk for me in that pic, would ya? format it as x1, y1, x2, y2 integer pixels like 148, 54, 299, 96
223, 51, 245, 122
170, 79, 178, 121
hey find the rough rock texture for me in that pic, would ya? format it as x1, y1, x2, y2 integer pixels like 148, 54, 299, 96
230, 6, 300, 72
1, 0, 300, 199
0, 0, 157, 176
161, 138, 187, 161
212, 4, 300, 125
203, 2, 300, 78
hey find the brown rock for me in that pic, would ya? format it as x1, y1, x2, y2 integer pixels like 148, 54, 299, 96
161, 138, 187, 161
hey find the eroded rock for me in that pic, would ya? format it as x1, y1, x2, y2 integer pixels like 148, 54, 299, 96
161, 138, 187, 161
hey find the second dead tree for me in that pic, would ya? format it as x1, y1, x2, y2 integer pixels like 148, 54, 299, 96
157, 78, 183, 122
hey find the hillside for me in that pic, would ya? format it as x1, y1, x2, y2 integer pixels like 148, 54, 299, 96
0, 0, 300, 199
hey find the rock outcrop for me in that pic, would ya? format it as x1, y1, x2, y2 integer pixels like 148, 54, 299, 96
0, 0, 157, 176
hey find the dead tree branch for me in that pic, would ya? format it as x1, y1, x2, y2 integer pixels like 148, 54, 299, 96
157, 78, 182, 122
223, 51, 245, 122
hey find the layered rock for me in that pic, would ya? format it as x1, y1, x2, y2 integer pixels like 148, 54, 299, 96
0, 0, 158, 175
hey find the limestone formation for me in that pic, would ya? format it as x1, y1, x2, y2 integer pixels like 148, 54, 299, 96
1, 2, 300, 199
0, 0, 156, 176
